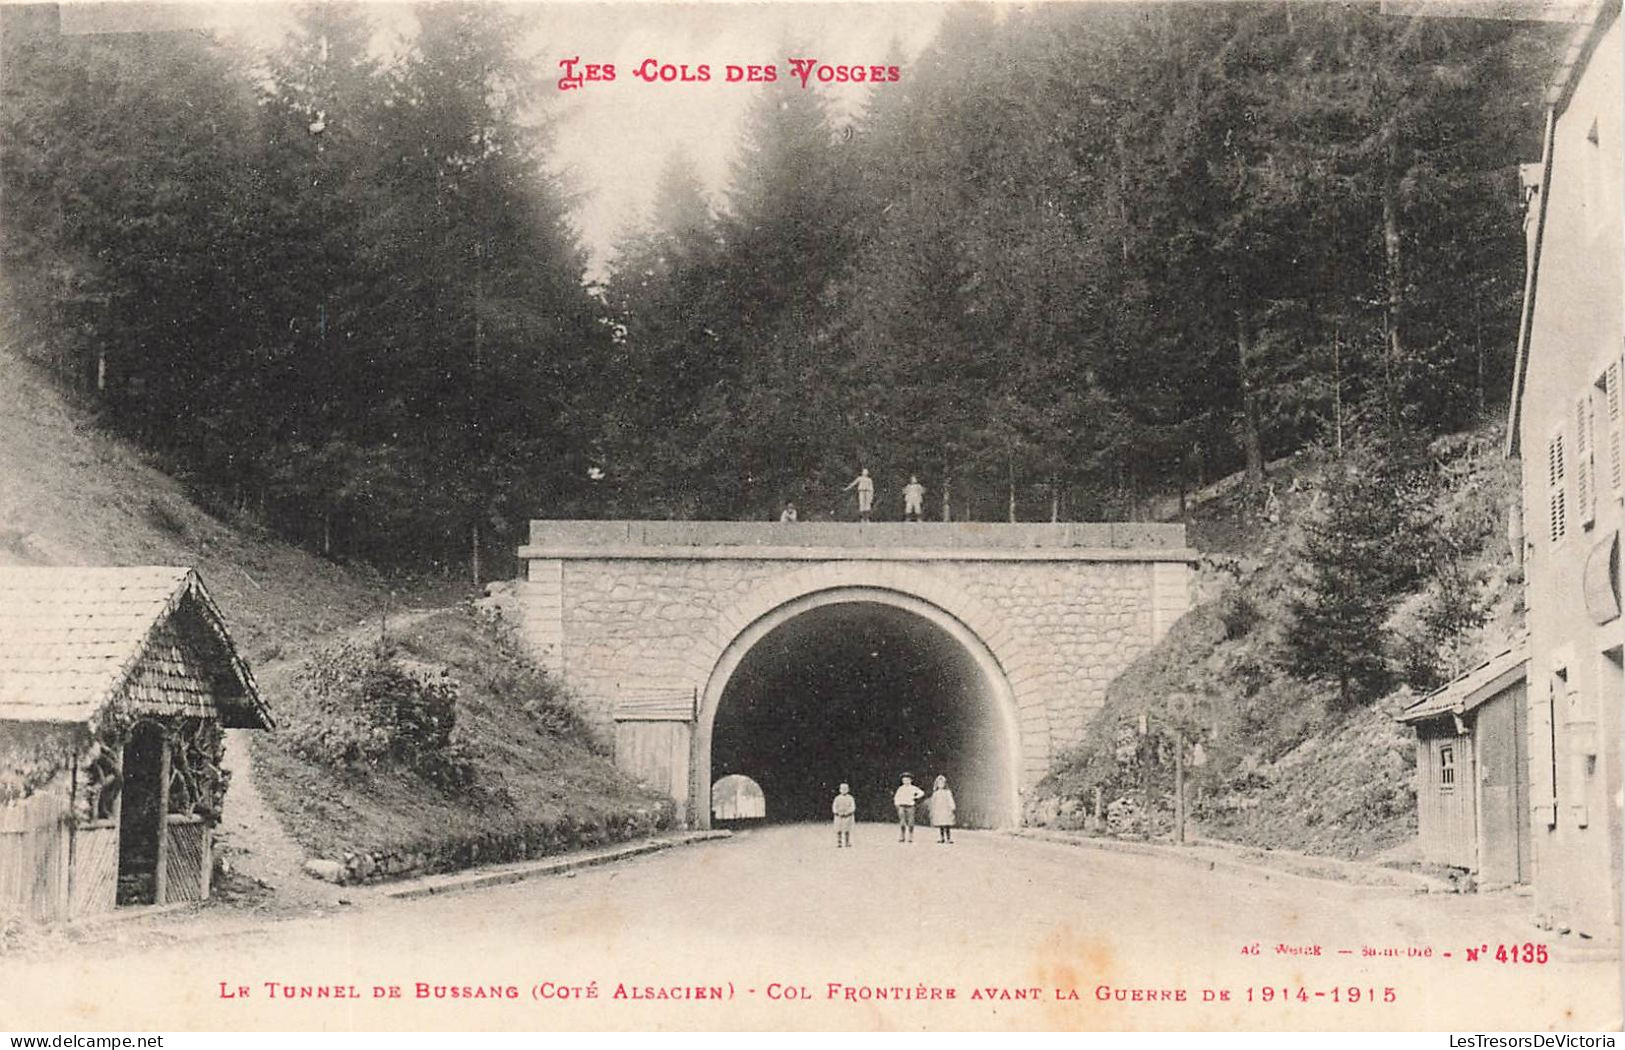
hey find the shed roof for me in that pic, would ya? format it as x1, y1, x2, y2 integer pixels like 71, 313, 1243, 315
1396, 643, 1529, 725
0, 566, 270, 729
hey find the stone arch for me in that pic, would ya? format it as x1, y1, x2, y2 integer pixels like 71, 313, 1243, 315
689, 562, 1051, 828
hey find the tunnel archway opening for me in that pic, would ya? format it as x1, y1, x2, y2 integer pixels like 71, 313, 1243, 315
711, 773, 766, 823
703, 595, 1019, 828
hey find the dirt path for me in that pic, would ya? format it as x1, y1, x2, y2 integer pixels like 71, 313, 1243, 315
217, 605, 452, 910
343, 605, 445, 645
215, 729, 347, 912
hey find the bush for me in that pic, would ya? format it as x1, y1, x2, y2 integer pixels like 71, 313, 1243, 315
289, 641, 475, 791
143, 497, 189, 539
484, 654, 598, 747
457, 606, 608, 754
1216, 590, 1261, 640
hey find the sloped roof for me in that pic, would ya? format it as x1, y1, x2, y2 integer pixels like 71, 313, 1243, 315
0, 566, 271, 729
1396, 643, 1529, 725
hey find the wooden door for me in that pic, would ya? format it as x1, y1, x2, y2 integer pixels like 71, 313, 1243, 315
1476, 685, 1531, 885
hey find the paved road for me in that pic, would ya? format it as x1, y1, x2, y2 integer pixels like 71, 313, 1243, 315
3, 825, 1618, 1030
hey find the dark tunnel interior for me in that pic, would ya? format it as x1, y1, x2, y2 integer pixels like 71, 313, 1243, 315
709, 600, 1015, 828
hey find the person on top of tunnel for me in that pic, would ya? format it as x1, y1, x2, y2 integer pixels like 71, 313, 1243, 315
894, 772, 925, 842
930, 774, 956, 844
832, 782, 856, 848
903, 475, 925, 521
843, 468, 875, 522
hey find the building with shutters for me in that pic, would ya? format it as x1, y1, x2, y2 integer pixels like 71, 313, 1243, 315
1507, 0, 1623, 944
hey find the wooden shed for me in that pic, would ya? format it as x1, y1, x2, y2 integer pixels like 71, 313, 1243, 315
1397, 644, 1530, 886
0, 567, 271, 920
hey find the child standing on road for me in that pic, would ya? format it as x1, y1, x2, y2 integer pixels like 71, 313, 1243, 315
930, 774, 956, 844
832, 783, 856, 848
893, 773, 925, 842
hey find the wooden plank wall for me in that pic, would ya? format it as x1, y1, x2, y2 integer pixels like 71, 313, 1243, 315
614, 721, 690, 814
1417, 725, 1477, 869
1475, 685, 1532, 886
163, 815, 210, 903
69, 824, 119, 916
0, 783, 72, 921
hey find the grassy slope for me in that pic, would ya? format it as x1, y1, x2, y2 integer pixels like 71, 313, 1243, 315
0, 347, 668, 884
0, 350, 395, 661
250, 610, 673, 873
1031, 421, 1522, 861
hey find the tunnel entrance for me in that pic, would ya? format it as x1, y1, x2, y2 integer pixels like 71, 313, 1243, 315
704, 596, 1019, 828
711, 774, 766, 822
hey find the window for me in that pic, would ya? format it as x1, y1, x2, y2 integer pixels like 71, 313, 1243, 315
1548, 433, 1568, 543
1577, 394, 1595, 527
1602, 358, 1622, 497
1439, 744, 1456, 790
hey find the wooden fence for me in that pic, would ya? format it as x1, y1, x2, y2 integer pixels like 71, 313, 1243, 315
70, 822, 119, 916
0, 787, 71, 921
2, 796, 214, 918
163, 814, 210, 903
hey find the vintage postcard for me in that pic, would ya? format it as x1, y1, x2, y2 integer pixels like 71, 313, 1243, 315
0, 0, 1621, 1033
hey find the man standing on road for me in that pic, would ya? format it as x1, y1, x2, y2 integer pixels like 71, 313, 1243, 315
894, 772, 925, 843
844, 468, 875, 522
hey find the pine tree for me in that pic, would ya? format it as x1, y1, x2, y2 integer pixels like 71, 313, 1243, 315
357, 2, 605, 574
254, 2, 386, 552
600, 151, 728, 516
1286, 464, 1398, 708
1283, 431, 1433, 709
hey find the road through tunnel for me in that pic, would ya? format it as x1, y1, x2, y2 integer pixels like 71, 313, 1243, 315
707, 599, 1018, 828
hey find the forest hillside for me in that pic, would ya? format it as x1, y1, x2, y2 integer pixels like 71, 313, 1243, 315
0, 344, 671, 891
1031, 418, 1523, 862
1, 4, 1565, 569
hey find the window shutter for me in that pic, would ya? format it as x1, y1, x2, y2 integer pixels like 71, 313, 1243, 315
1531, 675, 1558, 827
1565, 674, 1594, 829
1568, 756, 1589, 828
1568, 729, 1591, 830
1576, 397, 1593, 526
1607, 357, 1622, 495
1548, 434, 1567, 543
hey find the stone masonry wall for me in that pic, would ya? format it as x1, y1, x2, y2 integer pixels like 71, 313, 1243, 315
518, 555, 1186, 787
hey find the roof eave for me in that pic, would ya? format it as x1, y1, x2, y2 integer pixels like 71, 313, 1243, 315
179, 571, 274, 731
1548, 0, 1622, 117
1508, 0, 1622, 459
1396, 651, 1530, 724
